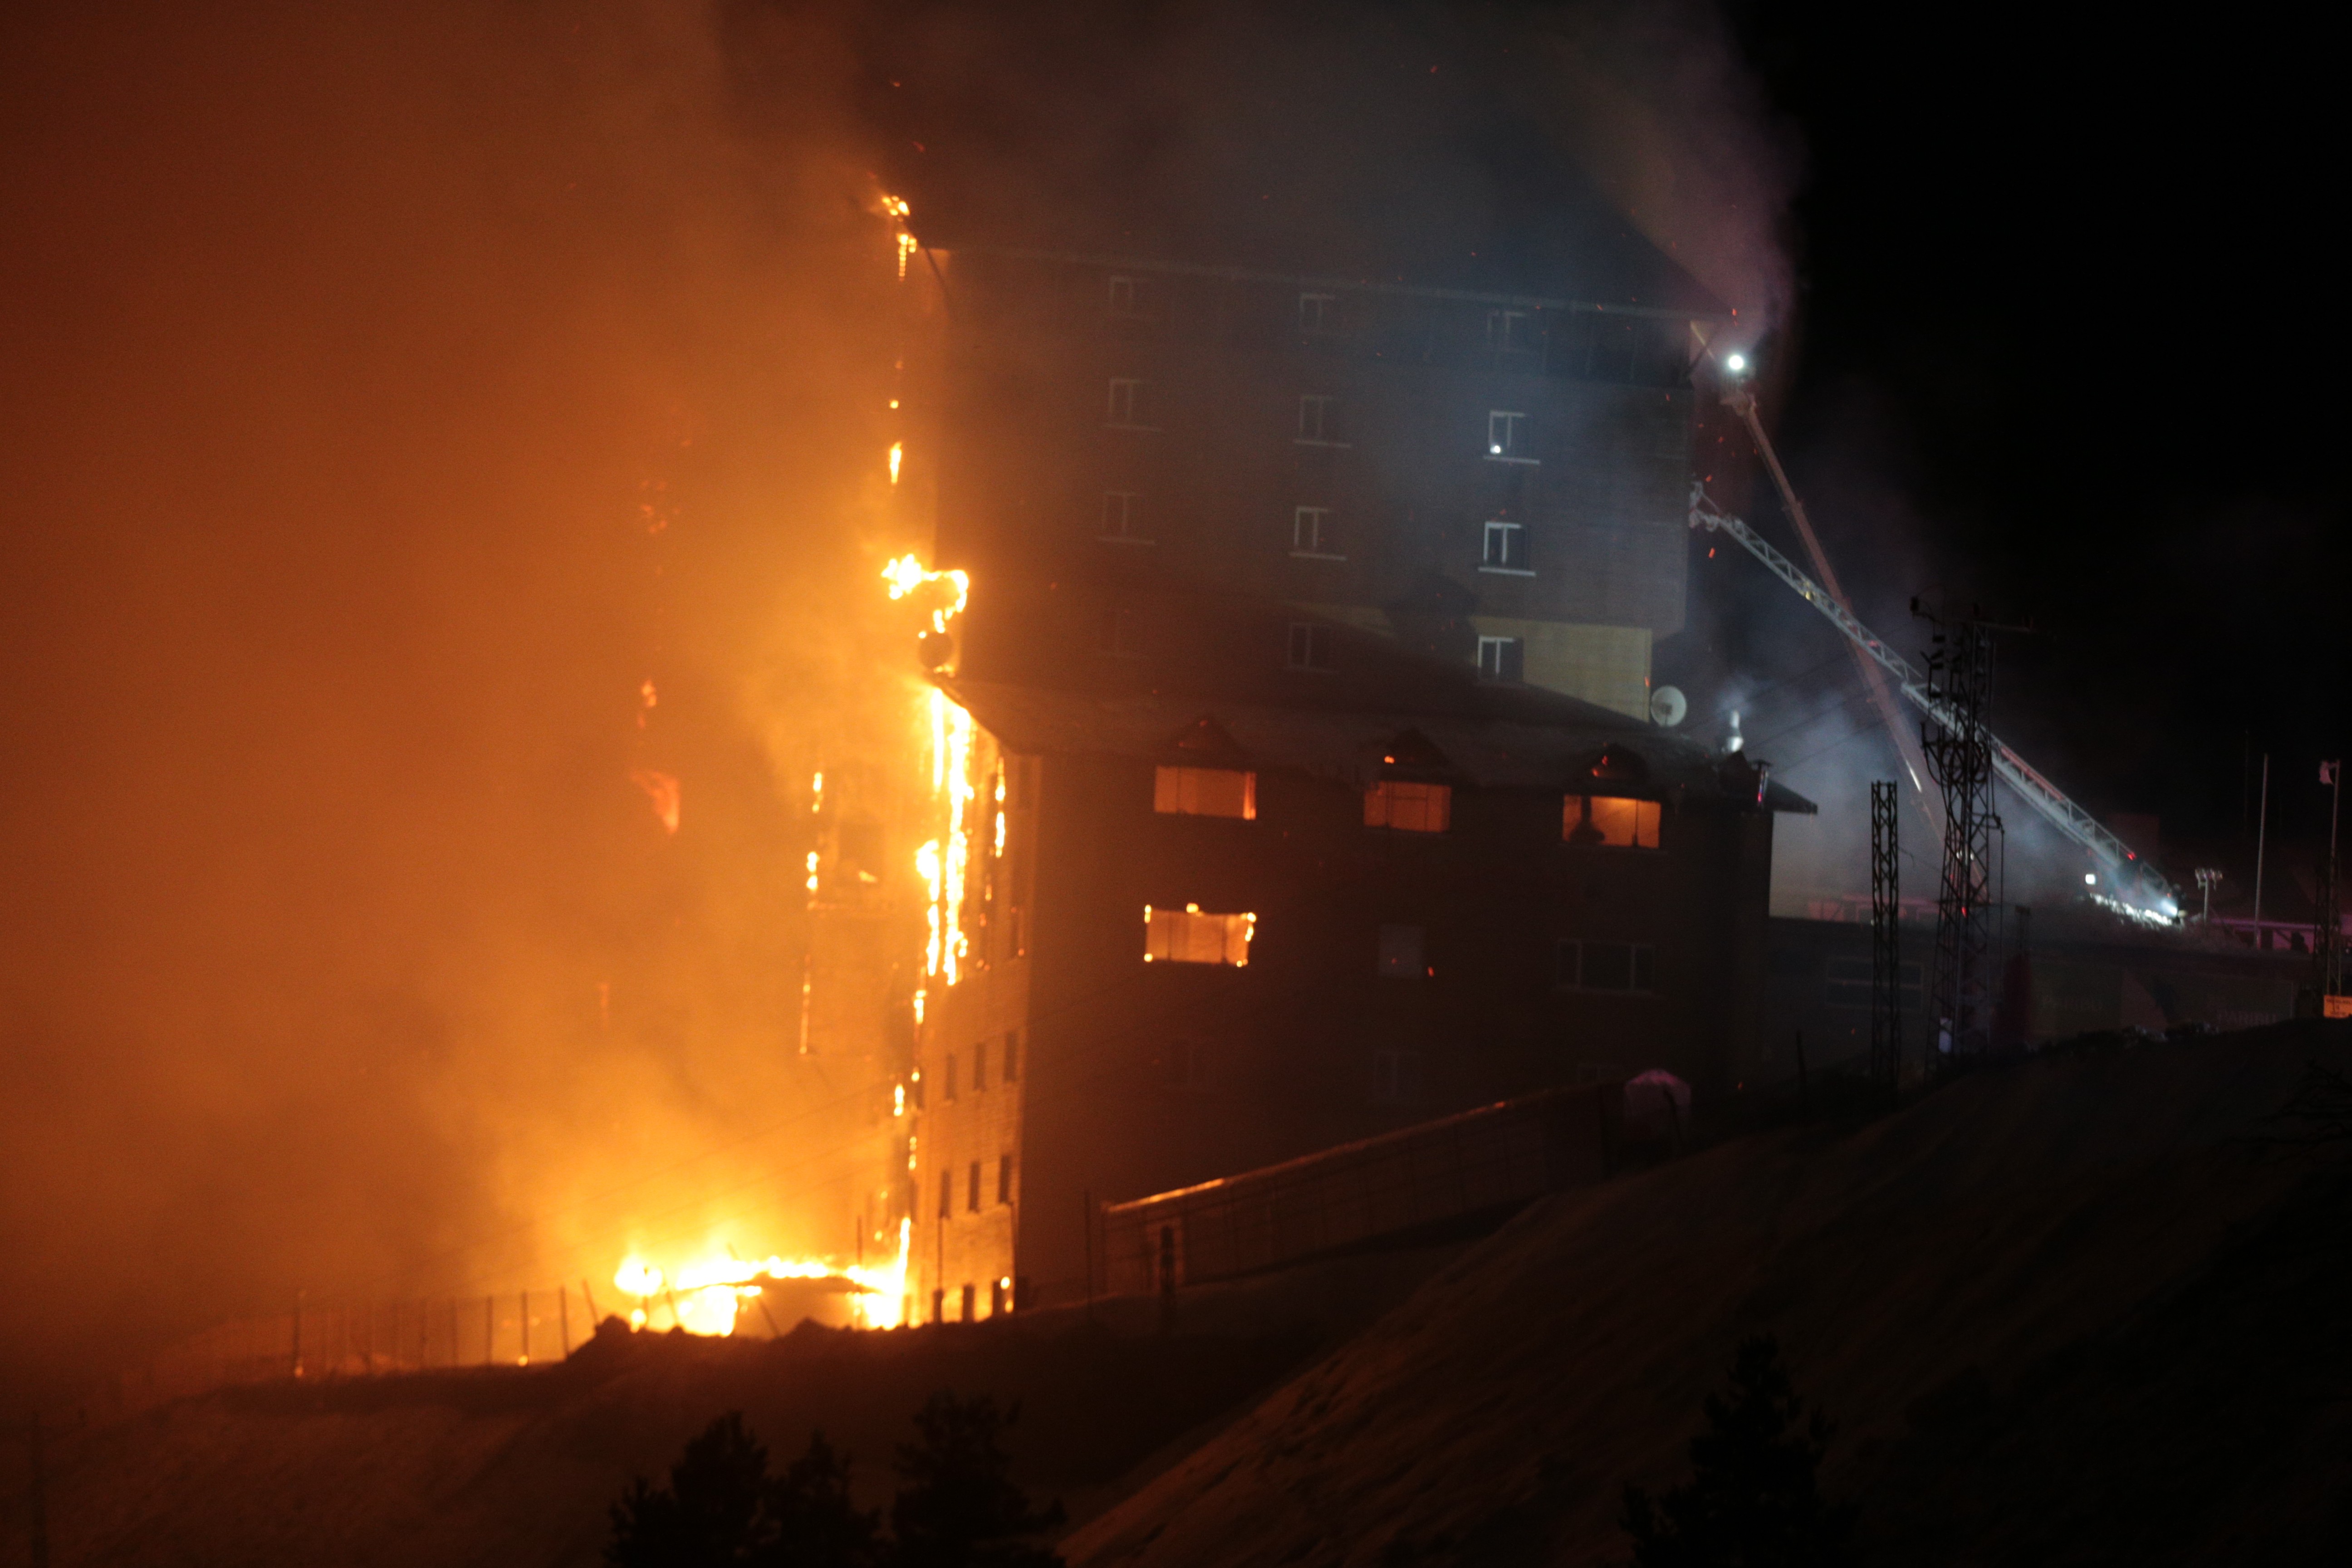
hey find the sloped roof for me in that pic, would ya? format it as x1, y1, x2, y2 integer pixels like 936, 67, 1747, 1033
945, 679, 1814, 811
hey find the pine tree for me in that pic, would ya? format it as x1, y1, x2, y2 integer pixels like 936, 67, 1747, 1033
1621, 1336, 1858, 1568
607, 1416, 882, 1568
771, 1430, 883, 1568
608, 1411, 776, 1567
887, 1393, 1065, 1568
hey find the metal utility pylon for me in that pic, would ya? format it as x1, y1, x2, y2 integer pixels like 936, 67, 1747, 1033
1920, 617, 2001, 1060
1870, 780, 1902, 1089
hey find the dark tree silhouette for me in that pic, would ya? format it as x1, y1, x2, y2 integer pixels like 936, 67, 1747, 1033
1622, 1336, 1857, 1568
772, 1431, 883, 1568
888, 1393, 1065, 1568
608, 1411, 776, 1568
607, 1414, 882, 1568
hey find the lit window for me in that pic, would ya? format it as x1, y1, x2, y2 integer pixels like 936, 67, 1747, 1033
1486, 409, 1530, 460
1142, 904, 1255, 966
1107, 378, 1146, 426
1481, 519, 1530, 573
1292, 505, 1337, 557
1299, 292, 1334, 332
1101, 490, 1148, 542
1377, 924, 1426, 979
1364, 780, 1451, 833
1372, 1048, 1424, 1102
1107, 274, 1138, 316
1296, 395, 1345, 445
1286, 622, 1332, 671
1154, 765, 1257, 819
1476, 636, 1523, 682
1565, 795, 1661, 848
1556, 940, 1656, 993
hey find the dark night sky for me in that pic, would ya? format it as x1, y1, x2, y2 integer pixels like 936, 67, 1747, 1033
1716, 2, 2347, 851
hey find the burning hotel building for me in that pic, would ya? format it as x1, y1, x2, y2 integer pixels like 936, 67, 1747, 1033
833, 175, 1817, 1325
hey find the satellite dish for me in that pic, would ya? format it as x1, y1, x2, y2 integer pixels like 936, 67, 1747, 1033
1649, 685, 1688, 728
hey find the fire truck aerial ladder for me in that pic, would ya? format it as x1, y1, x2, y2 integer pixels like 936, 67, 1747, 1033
1690, 380, 2180, 926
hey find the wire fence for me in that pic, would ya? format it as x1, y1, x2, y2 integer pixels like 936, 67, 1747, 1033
114, 1283, 611, 1416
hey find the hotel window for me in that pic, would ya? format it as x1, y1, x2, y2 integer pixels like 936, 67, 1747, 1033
1363, 779, 1451, 833
997, 1154, 1014, 1205
1106, 378, 1150, 427
1486, 309, 1533, 355
1296, 395, 1347, 445
967, 1160, 982, 1213
1292, 505, 1339, 558
937, 1169, 953, 1217
1377, 924, 1426, 980
1299, 291, 1334, 332
972, 1037, 988, 1092
1481, 519, 1531, 574
1154, 765, 1257, 819
1476, 636, 1524, 682
1565, 794, 1662, 848
944, 1052, 958, 1101
1286, 622, 1332, 671
1107, 274, 1139, 316
1556, 940, 1657, 993
1142, 904, 1256, 966
1486, 409, 1531, 461
1002, 1028, 1021, 1082
1372, 1048, 1424, 1102
1100, 490, 1148, 543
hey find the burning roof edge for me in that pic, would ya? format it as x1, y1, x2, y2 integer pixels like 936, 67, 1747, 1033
942, 678, 1816, 811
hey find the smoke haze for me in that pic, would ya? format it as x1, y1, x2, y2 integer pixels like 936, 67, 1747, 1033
0, 0, 1798, 1408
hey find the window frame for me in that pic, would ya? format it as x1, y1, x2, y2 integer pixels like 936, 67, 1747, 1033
1480, 519, 1533, 575
1295, 394, 1350, 448
1286, 622, 1333, 671
1153, 764, 1258, 820
1564, 794, 1664, 849
1106, 377, 1156, 430
1485, 408, 1535, 463
1363, 779, 1452, 833
1475, 635, 1524, 683
1142, 903, 1257, 967
1099, 490, 1151, 544
1291, 505, 1341, 559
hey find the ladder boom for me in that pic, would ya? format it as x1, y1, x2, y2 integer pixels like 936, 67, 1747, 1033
1690, 488, 2178, 918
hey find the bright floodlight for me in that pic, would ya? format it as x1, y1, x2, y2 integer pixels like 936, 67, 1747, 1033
1725, 352, 1748, 373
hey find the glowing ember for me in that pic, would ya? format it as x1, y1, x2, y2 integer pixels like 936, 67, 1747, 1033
629, 769, 680, 835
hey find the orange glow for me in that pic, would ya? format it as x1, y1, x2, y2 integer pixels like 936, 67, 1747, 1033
881, 553, 969, 634
629, 769, 680, 834
610, 1221, 910, 1338
888, 441, 904, 485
